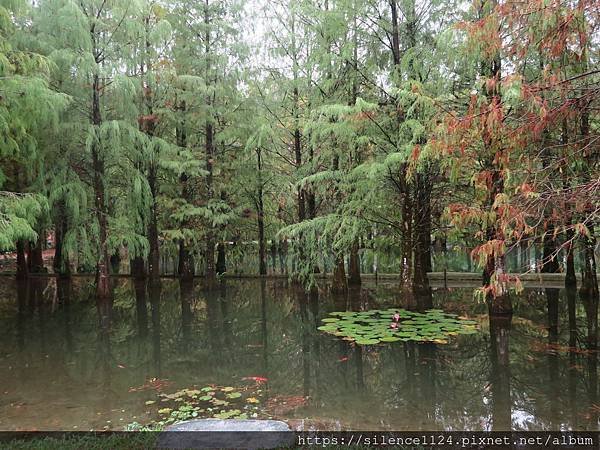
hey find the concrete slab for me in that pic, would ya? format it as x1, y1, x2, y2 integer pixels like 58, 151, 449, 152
157, 419, 293, 449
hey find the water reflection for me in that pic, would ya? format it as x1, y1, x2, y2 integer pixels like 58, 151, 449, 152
134, 278, 148, 340
489, 315, 511, 431
566, 287, 578, 427
149, 281, 162, 377
545, 288, 559, 426
582, 291, 598, 427
0, 279, 599, 431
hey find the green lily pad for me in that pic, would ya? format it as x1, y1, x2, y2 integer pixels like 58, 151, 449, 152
355, 338, 380, 345
319, 308, 480, 345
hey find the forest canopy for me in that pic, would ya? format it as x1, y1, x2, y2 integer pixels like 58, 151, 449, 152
0, 0, 598, 311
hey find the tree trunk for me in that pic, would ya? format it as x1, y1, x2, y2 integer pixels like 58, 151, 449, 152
413, 173, 432, 294
29, 232, 45, 273
216, 242, 226, 275
294, 129, 305, 223
204, 121, 216, 289
581, 222, 599, 301
390, 0, 401, 67
110, 252, 120, 274
91, 71, 111, 299
257, 202, 266, 276
147, 164, 160, 279
53, 205, 70, 277
565, 227, 577, 287
400, 189, 413, 287
479, 0, 510, 315
176, 104, 195, 280
178, 241, 194, 280
331, 255, 347, 295
278, 240, 288, 274
578, 8, 598, 302
348, 239, 361, 286
561, 120, 577, 287
131, 256, 146, 278
203, 3, 216, 290
256, 149, 267, 276
270, 241, 277, 274
541, 224, 559, 274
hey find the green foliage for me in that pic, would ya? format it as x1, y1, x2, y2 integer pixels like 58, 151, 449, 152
0, 192, 45, 250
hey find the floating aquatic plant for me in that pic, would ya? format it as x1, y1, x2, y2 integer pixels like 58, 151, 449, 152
318, 308, 479, 345
138, 384, 266, 428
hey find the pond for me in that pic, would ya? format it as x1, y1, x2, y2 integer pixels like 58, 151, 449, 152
0, 277, 598, 431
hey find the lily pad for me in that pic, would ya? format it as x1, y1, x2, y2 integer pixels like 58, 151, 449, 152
318, 308, 480, 345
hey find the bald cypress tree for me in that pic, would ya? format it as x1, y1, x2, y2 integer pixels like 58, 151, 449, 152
0, 0, 67, 276
37, 0, 145, 297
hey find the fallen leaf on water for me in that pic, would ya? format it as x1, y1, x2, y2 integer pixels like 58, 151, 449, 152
242, 376, 268, 384
129, 377, 172, 393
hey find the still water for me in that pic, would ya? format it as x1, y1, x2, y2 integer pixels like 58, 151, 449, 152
0, 277, 598, 431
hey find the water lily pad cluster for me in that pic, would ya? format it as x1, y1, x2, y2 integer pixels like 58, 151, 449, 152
318, 309, 479, 345
145, 384, 265, 427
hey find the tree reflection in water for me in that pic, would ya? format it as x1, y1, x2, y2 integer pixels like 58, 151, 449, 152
0, 278, 599, 431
